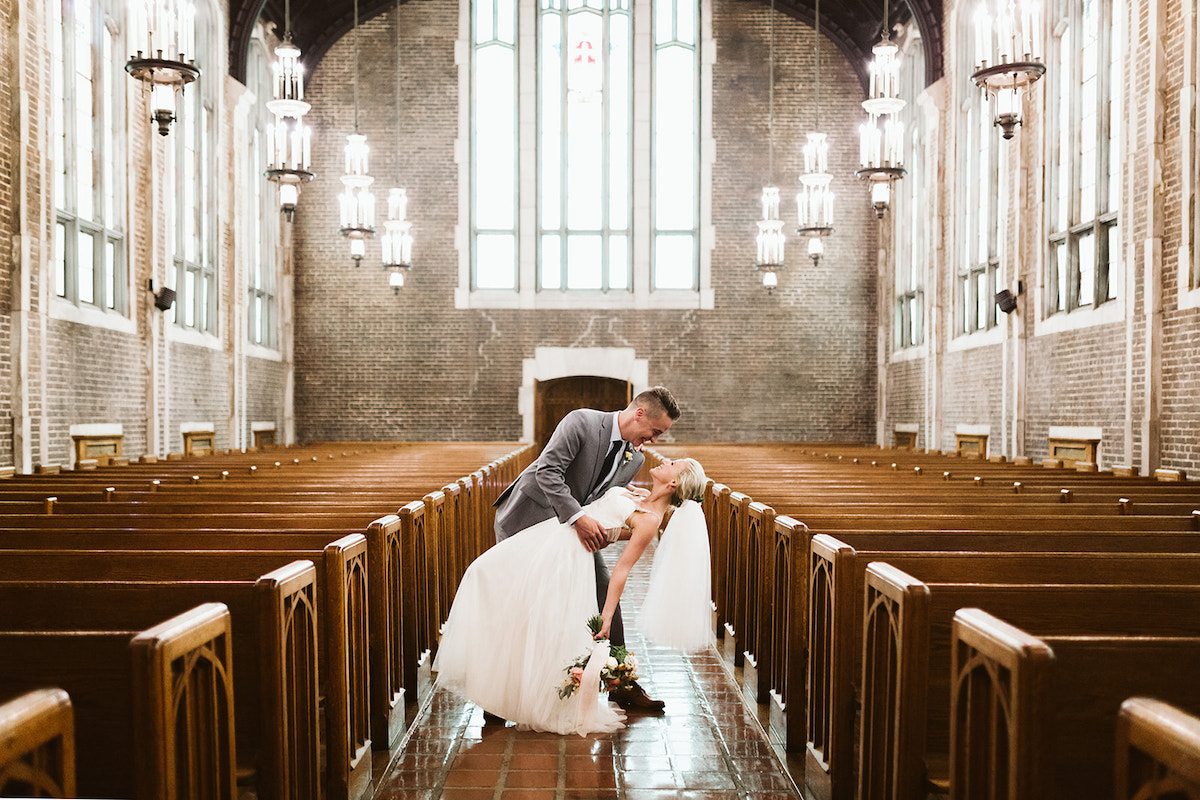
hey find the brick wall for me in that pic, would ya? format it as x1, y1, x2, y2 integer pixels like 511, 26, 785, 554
292, 0, 879, 444
0, 0, 290, 470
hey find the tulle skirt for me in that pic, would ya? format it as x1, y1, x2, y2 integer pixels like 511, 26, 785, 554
433, 515, 626, 736
638, 501, 715, 652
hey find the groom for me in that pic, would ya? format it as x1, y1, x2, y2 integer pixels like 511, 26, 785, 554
493, 385, 681, 712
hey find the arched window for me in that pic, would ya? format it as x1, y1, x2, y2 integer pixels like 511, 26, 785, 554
168, 0, 219, 333
893, 30, 926, 350
956, 1, 1001, 337
52, 0, 127, 317
1046, 0, 1121, 315
247, 34, 278, 349
464, 0, 710, 308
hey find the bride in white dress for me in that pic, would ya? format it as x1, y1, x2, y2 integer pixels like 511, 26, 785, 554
433, 457, 712, 737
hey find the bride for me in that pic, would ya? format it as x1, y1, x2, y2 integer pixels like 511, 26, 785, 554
433, 457, 712, 737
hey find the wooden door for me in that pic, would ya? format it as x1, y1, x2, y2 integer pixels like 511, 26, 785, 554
534, 376, 631, 453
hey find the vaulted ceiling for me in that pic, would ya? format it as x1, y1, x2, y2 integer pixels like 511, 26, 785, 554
228, 0, 942, 92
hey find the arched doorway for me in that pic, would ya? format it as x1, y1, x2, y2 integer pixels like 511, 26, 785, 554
534, 376, 631, 453
518, 347, 649, 447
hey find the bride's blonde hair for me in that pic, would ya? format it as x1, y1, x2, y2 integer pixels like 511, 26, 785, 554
670, 458, 707, 505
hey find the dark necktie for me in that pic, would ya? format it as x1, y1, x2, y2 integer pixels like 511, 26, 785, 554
595, 441, 623, 493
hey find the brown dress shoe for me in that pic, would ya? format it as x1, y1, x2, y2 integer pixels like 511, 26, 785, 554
609, 682, 665, 713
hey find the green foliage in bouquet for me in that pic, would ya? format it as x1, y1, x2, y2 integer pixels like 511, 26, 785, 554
558, 615, 639, 700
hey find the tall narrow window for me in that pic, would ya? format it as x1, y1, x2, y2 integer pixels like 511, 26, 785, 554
467, 0, 705, 305
473, 0, 518, 290
169, 0, 218, 333
1047, 0, 1121, 314
248, 37, 278, 348
956, 2, 1001, 336
53, 0, 126, 314
894, 31, 925, 349
539, 0, 631, 290
652, 0, 699, 290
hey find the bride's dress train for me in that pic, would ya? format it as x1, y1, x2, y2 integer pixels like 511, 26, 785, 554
433, 487, 638, 736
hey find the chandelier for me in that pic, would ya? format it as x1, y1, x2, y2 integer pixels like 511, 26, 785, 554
796, 0, 834, 265
337, 0, 375, 265
752, 0, 786, 292
265, 0, 314, 221
971, 0, 1045, 139
855, 0, 906, 218
382, 189, 413, 292
382, 0, 414, 292
126, 0, 200, 136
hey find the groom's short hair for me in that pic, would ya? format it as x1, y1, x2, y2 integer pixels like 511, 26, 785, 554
634, 386, 680, 421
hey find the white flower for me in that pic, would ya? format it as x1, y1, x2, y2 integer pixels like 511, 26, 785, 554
628, 656, 638, 669
606, 657, 619, 669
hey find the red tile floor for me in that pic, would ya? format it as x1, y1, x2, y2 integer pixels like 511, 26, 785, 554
373, 540, 802, 800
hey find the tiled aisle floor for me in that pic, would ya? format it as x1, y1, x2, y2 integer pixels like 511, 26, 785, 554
373, 539, 803, 800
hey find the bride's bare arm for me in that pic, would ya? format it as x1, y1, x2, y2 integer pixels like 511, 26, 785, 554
594, 509, 659, 640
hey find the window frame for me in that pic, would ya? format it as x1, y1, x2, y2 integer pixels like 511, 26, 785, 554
954, 0, 1003, 340
246, 35, 279, 350
52, 0, 129, 321
893, 29, 926, 352
458, 0, 714, 309
168, 0, 219, 337
1043, 0, 1121, 318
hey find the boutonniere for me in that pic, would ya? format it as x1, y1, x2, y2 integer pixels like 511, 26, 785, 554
622, 447, 634, 463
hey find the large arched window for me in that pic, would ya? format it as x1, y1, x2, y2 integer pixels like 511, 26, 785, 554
955, 1, 1001, 338
893, 29, 926, 350
168, 0, 219, 334
52, 0, 127, 318
1045, 0, 1121, 316
247, 34, 278, 349
464, 0, 711, 308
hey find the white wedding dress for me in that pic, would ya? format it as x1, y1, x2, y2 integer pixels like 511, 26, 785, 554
433, 486, 639, 736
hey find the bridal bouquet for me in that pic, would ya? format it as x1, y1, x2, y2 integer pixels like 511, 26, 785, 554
558, 615, 639, 699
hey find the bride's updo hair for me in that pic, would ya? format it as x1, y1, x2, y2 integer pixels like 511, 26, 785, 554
670, 458, 707, 506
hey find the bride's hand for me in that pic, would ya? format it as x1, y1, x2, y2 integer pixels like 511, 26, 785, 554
593, 615, 613, 640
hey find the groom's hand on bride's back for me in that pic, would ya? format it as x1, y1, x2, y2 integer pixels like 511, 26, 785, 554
573, 515, 608, 552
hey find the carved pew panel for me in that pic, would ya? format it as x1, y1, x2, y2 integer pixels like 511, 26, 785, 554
1116, 697, 1200, 800
0, 688, 75, 798
951, 609, 1200, 799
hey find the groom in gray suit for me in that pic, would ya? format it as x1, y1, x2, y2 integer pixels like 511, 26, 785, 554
493, 385, 681, 712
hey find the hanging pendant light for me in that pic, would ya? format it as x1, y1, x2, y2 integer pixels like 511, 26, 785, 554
971, 0, 1045, 139
752, 0, 786, 293
796, 0, 834, 264
855, 0, 906, 218
126, 0, 200, 136
265, 0, 314, 221
382, 0, 414, 292
338, 0, 375, 265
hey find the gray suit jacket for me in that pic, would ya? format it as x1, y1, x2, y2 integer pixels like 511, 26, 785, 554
493, 408, 645, 541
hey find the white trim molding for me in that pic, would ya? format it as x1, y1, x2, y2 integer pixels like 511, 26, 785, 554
518, 347, 650, 442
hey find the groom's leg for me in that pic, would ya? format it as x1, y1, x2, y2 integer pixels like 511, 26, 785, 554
593, 553, 625, 646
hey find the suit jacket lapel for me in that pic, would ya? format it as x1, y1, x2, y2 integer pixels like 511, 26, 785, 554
590, 413, 616, 492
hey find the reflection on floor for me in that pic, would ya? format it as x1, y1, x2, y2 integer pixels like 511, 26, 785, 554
373, 538, 803, 800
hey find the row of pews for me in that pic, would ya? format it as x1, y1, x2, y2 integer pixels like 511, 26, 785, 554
0, 441, 534, 800
650, 442, 1200, 800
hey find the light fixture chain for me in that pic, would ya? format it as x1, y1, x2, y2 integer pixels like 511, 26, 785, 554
285, 0, 291, 36
353, 0, 360, 133
814, 0, 820, 130
768, 0, 774, 183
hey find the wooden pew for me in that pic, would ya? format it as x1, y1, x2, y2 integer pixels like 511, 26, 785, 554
0, 536, 369, 800
0, 561, 319, 800
0, 688, 75, 798
0, 603, 236, 800
950, 608, 1200, 799
857, 567, 1200, 800
1116, 697, 1200, 799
